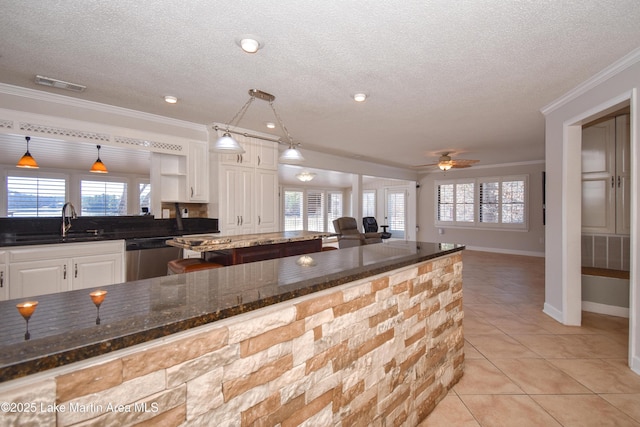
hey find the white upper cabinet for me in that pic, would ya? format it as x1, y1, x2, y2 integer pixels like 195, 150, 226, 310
188, 141, 210, 202
581, 114, 630, 235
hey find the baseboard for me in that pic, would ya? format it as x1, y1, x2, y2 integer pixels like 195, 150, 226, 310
543, 303, 564, 323
581, 301, 630, 318
464, 245, 545, 258
632, 355, 640, 376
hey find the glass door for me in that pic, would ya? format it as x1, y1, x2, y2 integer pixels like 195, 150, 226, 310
386, 189, 406, 239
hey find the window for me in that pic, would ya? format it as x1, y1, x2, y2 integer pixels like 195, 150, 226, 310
139, 182, 151, 212
327, 192, 343, 233
436, 175, 527, 229
307, 191, 324, 231
436, 181, 474, 225
479, 177, 526, 227
363, 191, 376, 217
7, 175, 66, 217
81, 180, 127, 216
284, 190, 304, 231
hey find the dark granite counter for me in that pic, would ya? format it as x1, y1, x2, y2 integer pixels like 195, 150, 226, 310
168, 230, 333, 251
0, 217, 219, 247
0, 241, 463, 383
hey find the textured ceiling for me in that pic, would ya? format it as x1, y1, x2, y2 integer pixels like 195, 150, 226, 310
1, 1, 639, 170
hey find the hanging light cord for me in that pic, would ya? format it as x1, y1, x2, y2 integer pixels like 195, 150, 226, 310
269, 100, 297, 148
224, 96, 255, 132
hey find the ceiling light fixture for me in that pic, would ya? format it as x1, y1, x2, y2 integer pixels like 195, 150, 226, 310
90, 145, 108, 173
213, 89, 305, 164
16, 136, 39, 169
438, 154, 453, 171
164, 95, 178, 104
353, 93, 367, 102
34, 75, 86, 92
235, 35, 263, 54
296, 171, 316, 182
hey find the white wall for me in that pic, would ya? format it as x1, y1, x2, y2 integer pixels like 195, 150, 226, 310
417, 162, 546, 256
542, 48, 640, 374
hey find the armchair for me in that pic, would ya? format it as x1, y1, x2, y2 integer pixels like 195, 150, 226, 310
332, 217, 382, 248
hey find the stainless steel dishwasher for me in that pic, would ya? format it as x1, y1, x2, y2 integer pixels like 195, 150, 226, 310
125, 237, 182, 281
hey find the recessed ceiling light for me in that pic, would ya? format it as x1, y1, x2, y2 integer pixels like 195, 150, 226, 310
353, 93, 367, 102
265, 122, 276, 129
164, 95, 178, 104
235, 35, 264, 53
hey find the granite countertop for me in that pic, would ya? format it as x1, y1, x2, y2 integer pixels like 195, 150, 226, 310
168, 230, 334, 251
0, 241, 463, 383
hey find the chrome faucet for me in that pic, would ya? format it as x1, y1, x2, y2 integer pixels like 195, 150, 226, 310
61, 202, 77, 237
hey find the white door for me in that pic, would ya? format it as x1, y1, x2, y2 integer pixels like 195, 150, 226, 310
386, 189, 407, 239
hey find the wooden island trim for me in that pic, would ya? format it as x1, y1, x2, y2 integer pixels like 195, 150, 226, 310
168, 230, 333, 265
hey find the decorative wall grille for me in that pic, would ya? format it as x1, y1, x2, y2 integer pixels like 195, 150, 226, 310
113, 135, 183, 152
19, 122, 110, 141
0, 119, 13, 129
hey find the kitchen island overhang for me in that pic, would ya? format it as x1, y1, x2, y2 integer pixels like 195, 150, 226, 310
0, 241, 464, 426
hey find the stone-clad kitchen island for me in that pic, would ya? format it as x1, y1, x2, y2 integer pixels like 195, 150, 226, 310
0, 241, 464, 426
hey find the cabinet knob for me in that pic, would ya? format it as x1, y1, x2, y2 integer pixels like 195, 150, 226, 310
75, 263, 78, 278
0, 270, 3, 287
63, 264, 67, 280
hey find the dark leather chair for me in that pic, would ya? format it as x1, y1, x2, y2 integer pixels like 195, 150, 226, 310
363, 217, 392, 239
333, 217, 382, 248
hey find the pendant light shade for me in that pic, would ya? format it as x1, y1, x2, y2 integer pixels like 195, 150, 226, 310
16, 136, 39, 169
279, 145, 305, 164
90, 145, 108, 173
213, 132, 246, 153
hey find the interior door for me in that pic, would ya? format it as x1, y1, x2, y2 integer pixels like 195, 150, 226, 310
385, 189, 406, 239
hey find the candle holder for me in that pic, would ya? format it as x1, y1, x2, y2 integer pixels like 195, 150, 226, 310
16, 301, 38, 340
89, 290, 107, 325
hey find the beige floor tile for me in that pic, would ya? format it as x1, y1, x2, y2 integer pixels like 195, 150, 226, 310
512, 333, 627, 359
460, 395, 561, 427
465, 333, 541, 359
421, 395, 480, 427
454, 359, 523, 395
489, 316, 557, 335
463, 317, 504, 336
532, 394, 640, 426
491, 358, 591, 394
549, 359, 640, 394
463, 340, 486, 360
600, 394, 640, 423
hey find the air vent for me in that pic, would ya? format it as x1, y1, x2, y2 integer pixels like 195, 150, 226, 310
34, 75, 86, 92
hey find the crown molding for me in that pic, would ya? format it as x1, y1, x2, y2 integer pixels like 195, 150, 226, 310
0, 83, 206, 132
541, 47, 640, 116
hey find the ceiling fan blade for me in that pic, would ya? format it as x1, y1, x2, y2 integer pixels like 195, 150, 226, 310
451, 159, 479, 167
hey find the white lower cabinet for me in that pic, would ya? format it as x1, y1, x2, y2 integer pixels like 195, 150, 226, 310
4, 240, 125, 300
0, 250, 7, 301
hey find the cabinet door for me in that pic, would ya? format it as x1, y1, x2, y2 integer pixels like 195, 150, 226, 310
72, 253, 123, 290
255, 169, 279, 232
219, 134, 255, 166
615, 114, 631, 234
0, 251, 6, 301
255, 140, 278, 170
188, 141, 209, 202
220, 166, 254, 234
9, 259, 69, 299
581, 119, 616, 234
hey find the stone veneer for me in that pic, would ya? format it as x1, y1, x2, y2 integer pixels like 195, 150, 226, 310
0, 252, 463, 426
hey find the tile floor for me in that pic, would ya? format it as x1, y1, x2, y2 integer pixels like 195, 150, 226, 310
423, 250, 640, 427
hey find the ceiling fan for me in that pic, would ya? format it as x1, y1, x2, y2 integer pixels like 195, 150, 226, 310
413, 152, 479, 170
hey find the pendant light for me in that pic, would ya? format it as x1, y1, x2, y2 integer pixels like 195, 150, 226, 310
16, 136, 39, 169
90, 145, 108, 173
213, 89, 305, 164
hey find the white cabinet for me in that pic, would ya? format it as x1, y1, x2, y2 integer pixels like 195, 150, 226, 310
151, 141, 210, 208
220, 165, 255, 235
188, 141, 209, 202
215, 129, 280, 236
4, 240, 125, 300
255, 169, 279, 232
0, 250, 7, 301
581, 114, 630, 235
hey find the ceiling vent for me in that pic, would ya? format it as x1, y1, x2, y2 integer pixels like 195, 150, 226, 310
34, 75, 86, 92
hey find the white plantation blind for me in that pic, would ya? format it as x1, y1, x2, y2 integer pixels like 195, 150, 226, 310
437, 183, 454, 222
328, 192, 343, 233
307, 191, 324, 231
81, 180, 127, 216
455, 182, 475, 222
284, 190, 304, 231
387, 190, 405, 238
139, 182, 151, 211
363, 191, 376, 217
7, 176, 66, 217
